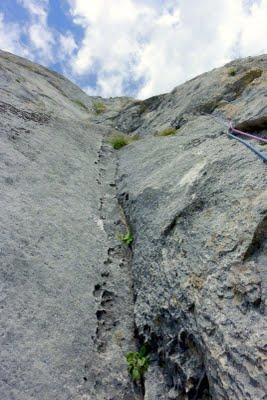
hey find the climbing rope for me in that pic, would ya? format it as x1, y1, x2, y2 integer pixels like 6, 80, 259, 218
228, 121, 267, 163
201, 112, 267, 163
228, 122, 267, 144
228, 131, 267, 163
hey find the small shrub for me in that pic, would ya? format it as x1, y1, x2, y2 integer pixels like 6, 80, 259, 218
93, 101, 106, 114
228, 67, 237, 76
118, 230, 133, 246
109, 134, 129, 149
109, 133, 140, 149
126, 345, 150, 382
73, 99, 88, 111
155, 127, 177, 137
122, 231, 133, 245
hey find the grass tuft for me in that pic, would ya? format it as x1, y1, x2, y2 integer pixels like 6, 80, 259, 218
117, 229, 134, 246
109, 133, 140, 150
93, 101, 106, 114
155, 127, 177, 137
109, 134, 129, 149
73, 99, 88, 111
118, 231, 133, 246
228, 67, 237, 76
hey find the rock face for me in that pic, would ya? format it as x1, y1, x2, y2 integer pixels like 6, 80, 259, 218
0, 50, 266, 400
0, 50, 137, 400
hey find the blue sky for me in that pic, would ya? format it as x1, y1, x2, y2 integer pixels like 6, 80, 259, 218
0, 0, 266, 99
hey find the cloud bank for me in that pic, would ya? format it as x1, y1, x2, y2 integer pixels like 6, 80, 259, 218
0, 0, 266, 98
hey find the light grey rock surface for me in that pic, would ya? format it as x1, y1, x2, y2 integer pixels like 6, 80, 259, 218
0, 49, 266, 399
0, 50, 138, 400
108, 55, 267, 137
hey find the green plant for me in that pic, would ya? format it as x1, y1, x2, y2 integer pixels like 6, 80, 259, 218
126, 345, 150, 382
155, 127, 177, 137
109, 134, 129, 149
118, 230, 133, 246
122, 231, 133, 245
109, 133, 140, 150
73, 99, 88, 110
93, 101, 106, 114
228, 67, 237, 76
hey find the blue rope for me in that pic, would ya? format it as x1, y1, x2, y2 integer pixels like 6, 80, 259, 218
200, 112, 267, 163
228, 131, 267, 163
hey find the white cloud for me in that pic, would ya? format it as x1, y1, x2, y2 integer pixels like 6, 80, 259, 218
1, 0, 266, 98
68, 0, 156, 97
0, 13, 29, 57
18, 0, 55, 63
68, 0, 267, 99
239, 0, 267, 54
59, 32, 77, 57
9, 1, 77, 65
19, 0, 48, 23
28, 23, 54, 62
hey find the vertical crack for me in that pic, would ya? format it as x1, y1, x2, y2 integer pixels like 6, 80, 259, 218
87, 137, 142, 399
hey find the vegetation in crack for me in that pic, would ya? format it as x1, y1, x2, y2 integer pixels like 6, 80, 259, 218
109, 132, 140, 149
155, 127, 177, 137
227, 68, 263, 98
72, 99, 88, 111
93, 101, 107, 114
126, 344, 150, 382
228, 67, 237, 76
118, 230, 134, 246
109, 133, 129, 149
